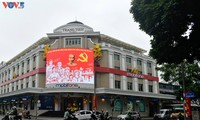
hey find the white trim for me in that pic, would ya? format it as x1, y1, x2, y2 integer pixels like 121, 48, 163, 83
0, 87, 176, 100
96, 88, 176, 99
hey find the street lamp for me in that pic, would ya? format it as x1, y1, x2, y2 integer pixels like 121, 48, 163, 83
35, 100, 41, 119
92, 70, 97, 110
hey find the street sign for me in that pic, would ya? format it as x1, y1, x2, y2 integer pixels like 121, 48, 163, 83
185, 92, 195, 98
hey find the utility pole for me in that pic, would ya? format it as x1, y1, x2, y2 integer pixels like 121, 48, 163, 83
181, 62, 187, 120
93, 72, 97, 110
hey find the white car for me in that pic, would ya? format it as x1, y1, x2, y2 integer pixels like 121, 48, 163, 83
117, 111, 141, 120
154, 109, 172, 120
73, 110, 92, 120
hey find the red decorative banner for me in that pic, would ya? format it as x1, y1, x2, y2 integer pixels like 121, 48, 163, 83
93, 95, 97, 110
185, 98, 191, 116
95, 67, 159, 81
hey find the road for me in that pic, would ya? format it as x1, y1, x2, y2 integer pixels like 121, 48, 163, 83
0, 115, 153, 120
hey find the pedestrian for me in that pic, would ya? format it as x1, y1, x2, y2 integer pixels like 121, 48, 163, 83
100, 109, 104, 120
64, 108, 70, 120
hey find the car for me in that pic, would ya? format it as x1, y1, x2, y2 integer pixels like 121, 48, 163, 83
73, 110, 92, 120
154, 109, 172, 120
117, 111, 141, 120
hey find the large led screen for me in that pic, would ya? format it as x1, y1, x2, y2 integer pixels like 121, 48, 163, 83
46, 48, 94, 88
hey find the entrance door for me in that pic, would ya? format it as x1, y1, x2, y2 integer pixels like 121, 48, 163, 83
64, 97, 83, 112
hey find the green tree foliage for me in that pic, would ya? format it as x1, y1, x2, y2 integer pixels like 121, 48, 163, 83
157, 62, 200, 99
130, 0, 200, 64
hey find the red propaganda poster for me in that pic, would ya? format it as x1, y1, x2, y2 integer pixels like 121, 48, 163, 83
46, 48, 94, 88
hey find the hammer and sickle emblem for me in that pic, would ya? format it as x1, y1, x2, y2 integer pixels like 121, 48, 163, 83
77, 52, 88, 62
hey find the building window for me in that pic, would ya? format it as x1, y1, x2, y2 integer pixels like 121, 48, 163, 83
17, 64, 20, 70
147, 62, 152, 68
115, 80, 121, 89
22, 62, 24, 67
127, 69, 132, 72
148, 73, 152, 76
21, 84, 23, 89
139, 84, 143, 91
114, 54, 120, 60
12, 87, 14, 91
126, 56, 131, 63
138, 71, 142, 74
114, 66, 120, 70
127, 82, 132, 90
26, 82, 29, 88
149, 85, 153, 92
7, 88, 9, 92
32, 81, 35, 87
65, 38, 81, 45
137, 59, 142, 66
33, 56, 36, 62
27, 59, 30, 65
16, 85, 18, 90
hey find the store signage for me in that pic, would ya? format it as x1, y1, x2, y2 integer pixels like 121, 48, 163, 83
22, 98, 27, 101
62, 27, 85, 33
185, 92, 195, 98
127, 73, 144, 79
55, 83, 79, 88
114, 99, 122, 112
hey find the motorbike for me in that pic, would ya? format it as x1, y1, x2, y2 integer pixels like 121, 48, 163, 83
69, 114, 78, 120
91, 112, 101, 120
105, 115, 112, 120
1, 112, 9, 120
104, 112, 112, 120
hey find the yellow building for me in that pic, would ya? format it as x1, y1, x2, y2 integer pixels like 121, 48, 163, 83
0, 21, 175, 117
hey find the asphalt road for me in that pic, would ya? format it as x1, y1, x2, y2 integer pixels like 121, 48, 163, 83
0, 115, 153, 120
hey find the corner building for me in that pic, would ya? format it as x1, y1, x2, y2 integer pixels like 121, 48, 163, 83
0, 21, 175, 117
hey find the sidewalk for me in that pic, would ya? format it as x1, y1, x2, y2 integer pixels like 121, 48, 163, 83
31, 116, 63, 120
0, 115, 63, 120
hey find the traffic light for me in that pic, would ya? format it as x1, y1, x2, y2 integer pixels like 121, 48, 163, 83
180, 96, 184, 101
175, 85, 184, 101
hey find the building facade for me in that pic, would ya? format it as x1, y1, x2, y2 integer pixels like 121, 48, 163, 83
0, 21, 175, 117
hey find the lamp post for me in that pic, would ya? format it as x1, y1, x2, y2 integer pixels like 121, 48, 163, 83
35, 100, 41, 120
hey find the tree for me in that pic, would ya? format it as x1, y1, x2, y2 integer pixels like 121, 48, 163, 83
130, 0, 200, 64
157, 61, 200, 99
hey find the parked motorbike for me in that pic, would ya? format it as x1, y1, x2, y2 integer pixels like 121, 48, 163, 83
104, 111, 112, 120
1, 112, 9, 120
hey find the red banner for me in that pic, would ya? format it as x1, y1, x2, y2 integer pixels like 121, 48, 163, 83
185, 98, 191, 117
93, 95, 97, 110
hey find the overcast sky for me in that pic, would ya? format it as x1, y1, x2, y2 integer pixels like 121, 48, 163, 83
0, 0, 152, 62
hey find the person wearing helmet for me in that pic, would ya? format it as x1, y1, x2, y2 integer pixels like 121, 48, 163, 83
64, 108, 70, 120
